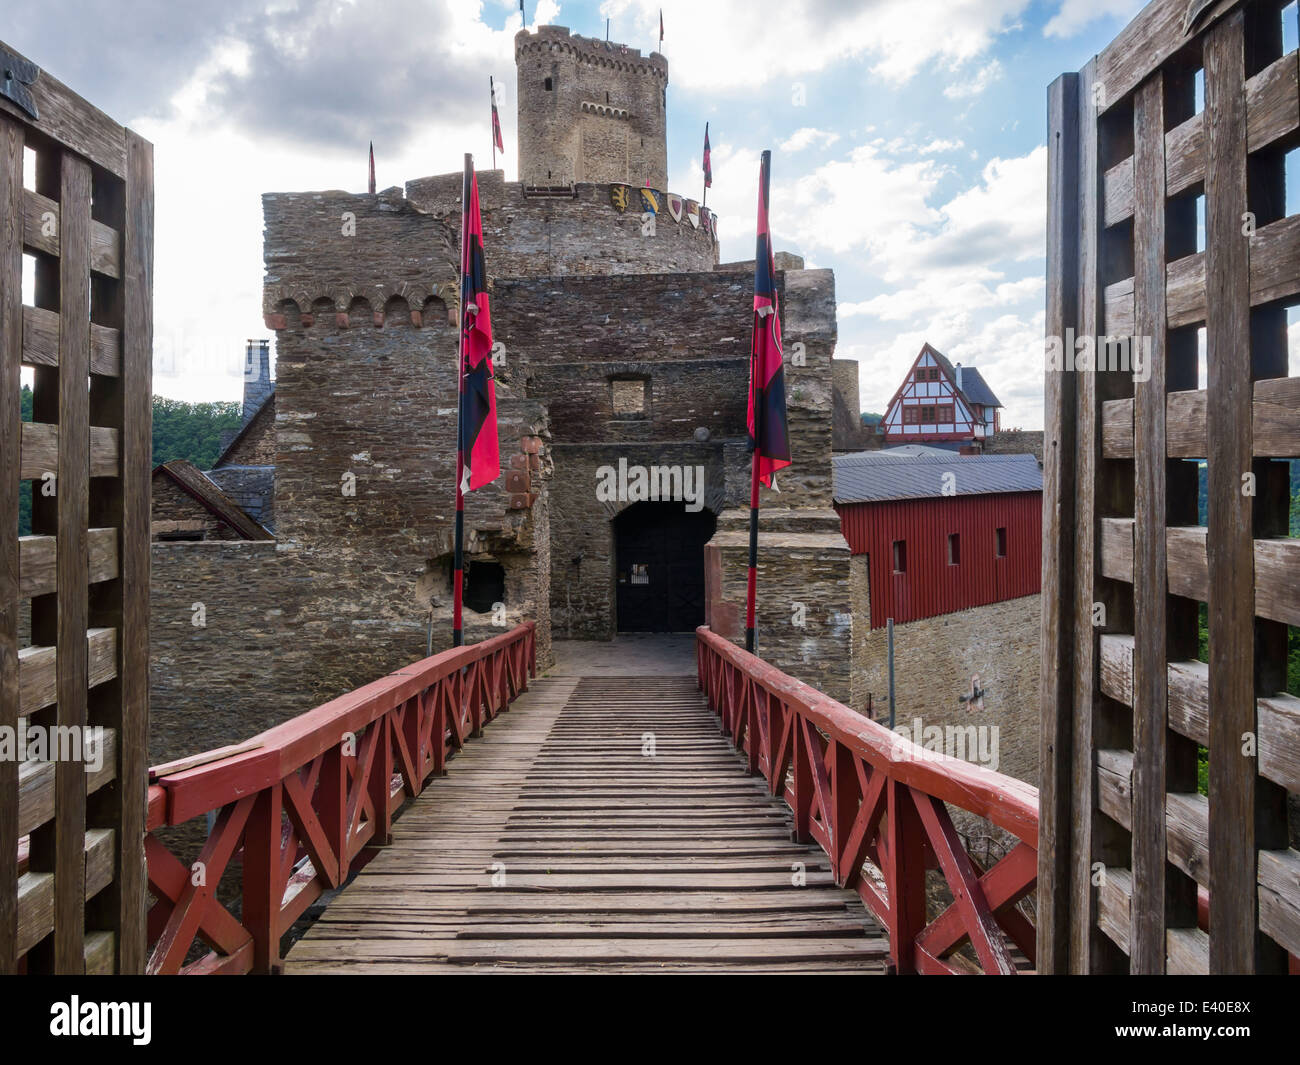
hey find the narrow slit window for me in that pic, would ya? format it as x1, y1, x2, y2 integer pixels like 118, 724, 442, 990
947, 533, 960, 566
892, 540, 907, 574
995, 527, 1007, 558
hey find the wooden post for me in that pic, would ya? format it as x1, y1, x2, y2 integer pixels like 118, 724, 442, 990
0, 115, 20, 976
1038, 71, 1079, 975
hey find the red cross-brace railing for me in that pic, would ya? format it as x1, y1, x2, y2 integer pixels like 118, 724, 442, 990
144, 622, 536, 974
696, 626, 1040, 974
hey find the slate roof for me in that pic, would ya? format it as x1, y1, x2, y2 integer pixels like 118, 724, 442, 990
833, 451, 1042, 505
957, 366, 1001, 408
153, 460, 275, 541
914, 343, 1003, 410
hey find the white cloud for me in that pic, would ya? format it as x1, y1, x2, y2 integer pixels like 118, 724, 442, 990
601, 0, 1030, 91
779, 127, 841, 152
1043, 0, 1143, 39
943, 59, 1003, 99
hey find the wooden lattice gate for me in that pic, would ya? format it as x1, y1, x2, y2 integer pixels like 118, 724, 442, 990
0, 39, 152, 973
1042, 0, 1300, 973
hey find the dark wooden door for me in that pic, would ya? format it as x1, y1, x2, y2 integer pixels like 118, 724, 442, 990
614, 502, 716, 633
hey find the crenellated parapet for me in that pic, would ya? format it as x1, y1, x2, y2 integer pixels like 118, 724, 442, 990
261, 187, 459, 328
514, 26, 669, 80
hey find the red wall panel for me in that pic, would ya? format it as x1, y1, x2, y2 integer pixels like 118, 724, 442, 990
835, 492, 1042, 628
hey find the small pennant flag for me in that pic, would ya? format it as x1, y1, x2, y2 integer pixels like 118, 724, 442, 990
460, 170, 500, 492
491, 77, 505, 153
368, 141, 376, 194
746, 150, 790, 488
659, 8, 664, 46
703, 124, 712, 189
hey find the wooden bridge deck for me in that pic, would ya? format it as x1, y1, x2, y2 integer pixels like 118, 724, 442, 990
285, 674, 890, 973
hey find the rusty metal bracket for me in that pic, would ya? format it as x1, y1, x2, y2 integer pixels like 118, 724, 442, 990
0, 46, 39, 120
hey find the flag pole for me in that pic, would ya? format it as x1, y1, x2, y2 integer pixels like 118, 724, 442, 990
453, 152, 472, 648
745, 149, 771, 655
490, 78, 497, 172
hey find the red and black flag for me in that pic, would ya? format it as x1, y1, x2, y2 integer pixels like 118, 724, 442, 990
459, 167, 500, 493
368, 141, 376, 194
490, 77, 505, 154
746, 150, 789, 487
702, 124, 712, 189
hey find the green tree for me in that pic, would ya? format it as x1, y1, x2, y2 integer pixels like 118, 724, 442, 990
17, 389, 241, 535
151, 397, 241, 470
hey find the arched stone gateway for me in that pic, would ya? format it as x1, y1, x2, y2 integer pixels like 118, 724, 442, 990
613, 501, 717, 633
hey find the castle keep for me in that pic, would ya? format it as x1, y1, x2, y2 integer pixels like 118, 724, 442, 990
148, 26, 850, 762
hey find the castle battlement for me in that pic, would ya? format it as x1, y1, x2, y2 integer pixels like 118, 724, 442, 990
514, 26, 668, 79
515, 23, 668, 188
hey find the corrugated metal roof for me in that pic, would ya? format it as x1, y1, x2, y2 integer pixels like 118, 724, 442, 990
832, 451, 1042, 504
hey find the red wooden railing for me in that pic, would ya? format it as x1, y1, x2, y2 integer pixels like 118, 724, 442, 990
144, 622, 536, 974
696, 626, 1040, 974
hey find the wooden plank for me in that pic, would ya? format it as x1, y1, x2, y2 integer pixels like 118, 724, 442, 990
1038, 72, 1079, 975
83, 931, 114, 975
1099, 634, 1300, 793
18, 729, 117, 838
1096, 0, 1239, 113
16, 829, 116, 957
280, 675, 889, 975
22, 305, 122, 376
88, 127, 151, 975
1205, 11, 1260, 973
20, 422, 119, 479
18, 628, 116, 718
51, 150, 92, 972
1099, 519, 1300, 628
1130, 73, 1169, 974
22, 189, 121, 277
1101, 49, 1299, 225
20, 528, 118, 599
0, 38, 127, 176
1257, 848, 1300, 956
0, 113, 22, 975
1102, 377, 1300, 459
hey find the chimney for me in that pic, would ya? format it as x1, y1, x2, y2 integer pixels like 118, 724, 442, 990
242, 339, 272, 426
954, 362, 963, 390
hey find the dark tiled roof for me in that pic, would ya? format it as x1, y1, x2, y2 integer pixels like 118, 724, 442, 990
915, 342, 1002, 410
153, 460, 274, 540
833, 451, 1042, 504
215, 390, 275, 468
957, 366, 1001, 408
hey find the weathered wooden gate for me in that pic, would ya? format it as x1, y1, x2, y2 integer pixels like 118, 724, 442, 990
1042, 0, 1300, 973
1, 39, 152, 973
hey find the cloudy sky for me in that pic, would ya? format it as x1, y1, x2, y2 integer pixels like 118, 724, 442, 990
7, 0, 1168, 427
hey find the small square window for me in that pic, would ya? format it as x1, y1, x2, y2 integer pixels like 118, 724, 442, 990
892, 540, 907, 574
611, 378, 648, 417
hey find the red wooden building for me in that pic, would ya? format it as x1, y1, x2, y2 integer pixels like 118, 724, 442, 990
833, 450, 1042, 628
879, 342, 1003, 447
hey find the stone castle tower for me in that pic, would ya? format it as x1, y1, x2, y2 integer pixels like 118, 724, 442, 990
515, 26, 668, 188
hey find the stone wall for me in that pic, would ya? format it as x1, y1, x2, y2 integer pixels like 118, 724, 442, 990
984, 429, 1044, 465
514, 26, 668, 188
151, 472, 246, 541
850, 590, 1042, 788
405, 171, 717, 279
